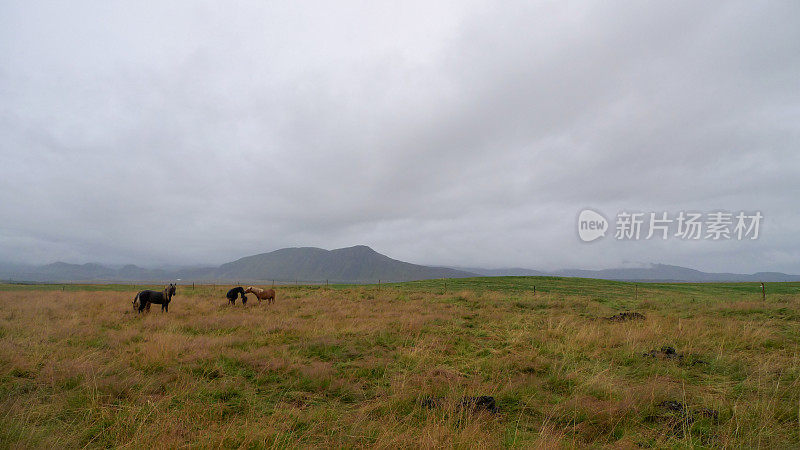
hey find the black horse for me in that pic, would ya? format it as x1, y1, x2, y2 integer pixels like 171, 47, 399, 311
226, 286, 248, 305
133, 283, 176, 313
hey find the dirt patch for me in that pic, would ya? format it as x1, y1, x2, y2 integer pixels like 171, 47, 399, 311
647, 401, 719, 436
643, 346, 681, 359
605, 311, 646, 322
421, 395, 497, 413
642, 346, 708, 366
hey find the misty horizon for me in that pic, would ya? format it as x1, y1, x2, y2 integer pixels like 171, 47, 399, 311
3, 244, 798, 279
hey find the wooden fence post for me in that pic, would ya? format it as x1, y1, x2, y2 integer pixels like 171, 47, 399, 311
761, 282, 765, 301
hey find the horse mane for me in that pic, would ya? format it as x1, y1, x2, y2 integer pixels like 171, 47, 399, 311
163, 283, 176, 299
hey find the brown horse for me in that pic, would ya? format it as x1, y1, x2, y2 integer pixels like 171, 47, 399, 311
244, 286, 275, 304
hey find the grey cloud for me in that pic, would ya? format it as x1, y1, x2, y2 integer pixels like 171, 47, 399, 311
0, 0, 798, 273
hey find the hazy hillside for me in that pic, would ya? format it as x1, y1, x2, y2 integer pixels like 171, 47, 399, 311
451, 264, 800, 282
3, 251, 799, 283
458, 267, 550, 277
0, 262, 174, 283
0, 246, 477, 283
215, 245, 477, 283
553, 264, 800, 282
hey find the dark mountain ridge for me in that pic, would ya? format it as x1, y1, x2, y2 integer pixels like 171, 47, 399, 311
0, 246, 476, 283
216, 245, 475, 283
1, 249, 798, 283
551, 263, 800, 282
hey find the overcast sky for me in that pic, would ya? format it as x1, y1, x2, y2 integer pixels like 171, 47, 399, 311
1, 1, 799, 273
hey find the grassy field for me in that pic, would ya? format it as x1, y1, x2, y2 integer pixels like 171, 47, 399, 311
1, 278, 799, 448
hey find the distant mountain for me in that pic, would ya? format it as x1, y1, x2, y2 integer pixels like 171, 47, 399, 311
0, 261, 172, 283
117, 264, 171, 280
39, 262, 116, 280
480, 263, 800, 282
0, 246, 477, 283
214, 245, 476, 283
2, 250, 798, 283
457, 267, 549, 277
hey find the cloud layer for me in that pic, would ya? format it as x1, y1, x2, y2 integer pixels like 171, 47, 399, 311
1, 1, 799, 272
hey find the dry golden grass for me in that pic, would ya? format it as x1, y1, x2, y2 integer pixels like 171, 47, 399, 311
0, 281, 799, 448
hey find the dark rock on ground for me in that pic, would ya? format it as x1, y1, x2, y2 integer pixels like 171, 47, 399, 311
642, 346, 709, 366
